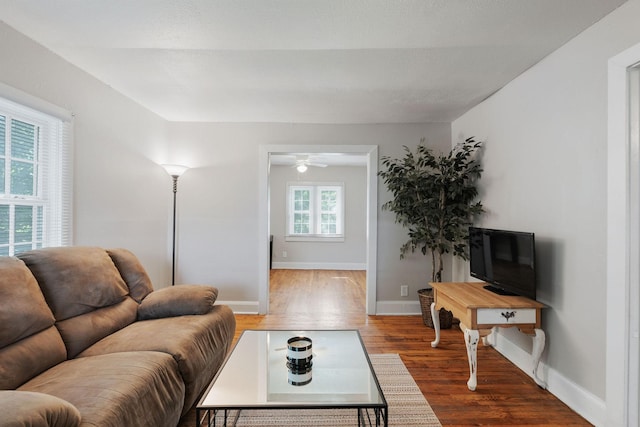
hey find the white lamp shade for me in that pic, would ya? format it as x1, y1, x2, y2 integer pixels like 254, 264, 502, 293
162, 164, 189, 177
296, 164, 308, 173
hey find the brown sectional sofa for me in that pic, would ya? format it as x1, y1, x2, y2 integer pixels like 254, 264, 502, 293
0, 246, 236, 427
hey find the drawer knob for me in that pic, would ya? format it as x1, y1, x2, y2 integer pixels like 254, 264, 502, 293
501, 311, 516, 321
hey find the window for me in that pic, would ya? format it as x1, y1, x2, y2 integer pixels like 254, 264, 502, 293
286, 182, 344, 241
0, 96, 72, 256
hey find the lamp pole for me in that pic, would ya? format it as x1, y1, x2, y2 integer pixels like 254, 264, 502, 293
169, 174, 179, 286
161, 164, 189, 286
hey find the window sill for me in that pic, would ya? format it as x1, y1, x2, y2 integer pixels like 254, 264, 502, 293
285, 235, 345, 243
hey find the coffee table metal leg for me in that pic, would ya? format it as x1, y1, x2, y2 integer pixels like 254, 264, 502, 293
195, 408, 208, 427
231, 409, 241, 426
356, 407, 387, 427
196, 408, 242, 427
358, 408, 368, 426
358, 408, 364, 426
377, 407, 388, 427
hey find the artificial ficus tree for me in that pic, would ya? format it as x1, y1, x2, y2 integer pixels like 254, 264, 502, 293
379, 137, 484, 282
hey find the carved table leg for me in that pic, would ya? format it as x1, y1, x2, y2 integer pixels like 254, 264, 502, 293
464, 328, 480, 391
483, 326, 499, 347
531, 329, 546, 388
430, 302, 440, 348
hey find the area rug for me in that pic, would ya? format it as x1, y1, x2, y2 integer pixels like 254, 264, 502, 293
204, 353, 441, 426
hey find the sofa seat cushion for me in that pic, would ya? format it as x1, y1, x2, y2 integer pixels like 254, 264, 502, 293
77, 305, 236, 415
19, 351, 185, 427
0, 390, 81, 427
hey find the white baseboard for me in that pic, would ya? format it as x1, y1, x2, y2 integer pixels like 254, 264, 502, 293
491, 330, 605, 426
271, 262, 366, 270
216, 300, 259, 314
375, 300, 422, 315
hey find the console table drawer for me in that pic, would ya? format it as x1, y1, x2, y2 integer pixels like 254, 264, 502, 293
476, 308, 537, 325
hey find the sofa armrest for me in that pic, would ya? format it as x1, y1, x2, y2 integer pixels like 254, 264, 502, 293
0, 390, 81, 427
138, 285, 219, 320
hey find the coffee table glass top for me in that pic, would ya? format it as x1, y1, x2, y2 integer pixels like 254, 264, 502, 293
198, 329, 386, 408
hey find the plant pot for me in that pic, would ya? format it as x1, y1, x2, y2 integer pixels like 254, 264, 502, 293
418, 288, 453, 329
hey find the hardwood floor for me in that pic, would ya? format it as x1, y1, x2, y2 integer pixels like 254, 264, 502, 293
180, 270, 592, 426
269, 269, 366, 315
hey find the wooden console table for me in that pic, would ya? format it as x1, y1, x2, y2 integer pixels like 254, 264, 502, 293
429, 282, 546, 391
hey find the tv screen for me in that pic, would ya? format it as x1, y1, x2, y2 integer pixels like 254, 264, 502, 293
469, 227, 536, 300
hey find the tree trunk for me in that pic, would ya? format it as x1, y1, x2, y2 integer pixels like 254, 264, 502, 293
432, 186, 446, 282
431, 250, 437, 282
431, 250, 443, 282
433, 250, 443, 282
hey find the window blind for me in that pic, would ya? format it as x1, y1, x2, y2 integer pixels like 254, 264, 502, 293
0, 92, 73, 254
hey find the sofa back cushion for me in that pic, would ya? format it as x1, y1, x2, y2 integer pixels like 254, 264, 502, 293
18, 247, 130, 321
0, 327, 67, 390
56, 298, 138, 358
18, 247, 137, 357
0, 257, 56, 347
0, 257, 66, 389
107, 248, 154, 303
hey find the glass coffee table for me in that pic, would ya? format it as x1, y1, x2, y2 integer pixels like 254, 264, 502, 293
196, 329, 387, 427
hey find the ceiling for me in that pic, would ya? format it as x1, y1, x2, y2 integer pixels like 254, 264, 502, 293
0, 0, 626, 124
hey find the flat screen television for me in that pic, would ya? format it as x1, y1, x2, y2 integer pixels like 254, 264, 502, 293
468, 226, 536, 300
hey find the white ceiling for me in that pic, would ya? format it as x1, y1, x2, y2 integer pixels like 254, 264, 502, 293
0, 0, 627, 124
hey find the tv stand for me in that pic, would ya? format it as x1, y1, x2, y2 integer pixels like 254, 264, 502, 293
483, 284, 518, 296
429, 282, 546, 391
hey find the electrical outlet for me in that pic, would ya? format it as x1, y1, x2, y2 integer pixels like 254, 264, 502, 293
282, 251, 287, 258
400, 285, 408, 297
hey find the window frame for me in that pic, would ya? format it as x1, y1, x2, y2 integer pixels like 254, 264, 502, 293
0, 95, 72, 256
285, 181, 345, 242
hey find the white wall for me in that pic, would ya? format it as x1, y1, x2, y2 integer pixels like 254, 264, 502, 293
0, 22, 173, 287
166, 122, 451, 303
451, 0, 640, 424
270, 164, 367, 269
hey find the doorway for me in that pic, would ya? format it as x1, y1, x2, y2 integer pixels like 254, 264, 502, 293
258, 145, 378, 315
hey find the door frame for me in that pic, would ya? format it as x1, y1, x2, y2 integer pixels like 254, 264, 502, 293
606, 42, 640, 427
258, 144, 378, 315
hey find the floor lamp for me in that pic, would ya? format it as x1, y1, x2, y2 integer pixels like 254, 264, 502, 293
162, 164, 189, 286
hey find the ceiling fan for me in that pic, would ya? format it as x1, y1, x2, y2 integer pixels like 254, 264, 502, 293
294, 156, 328, 173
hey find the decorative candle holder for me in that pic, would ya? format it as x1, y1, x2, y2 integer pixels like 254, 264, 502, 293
287, 362, 312, 386
286, 336, 312, 364
286, 336, 313, 386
